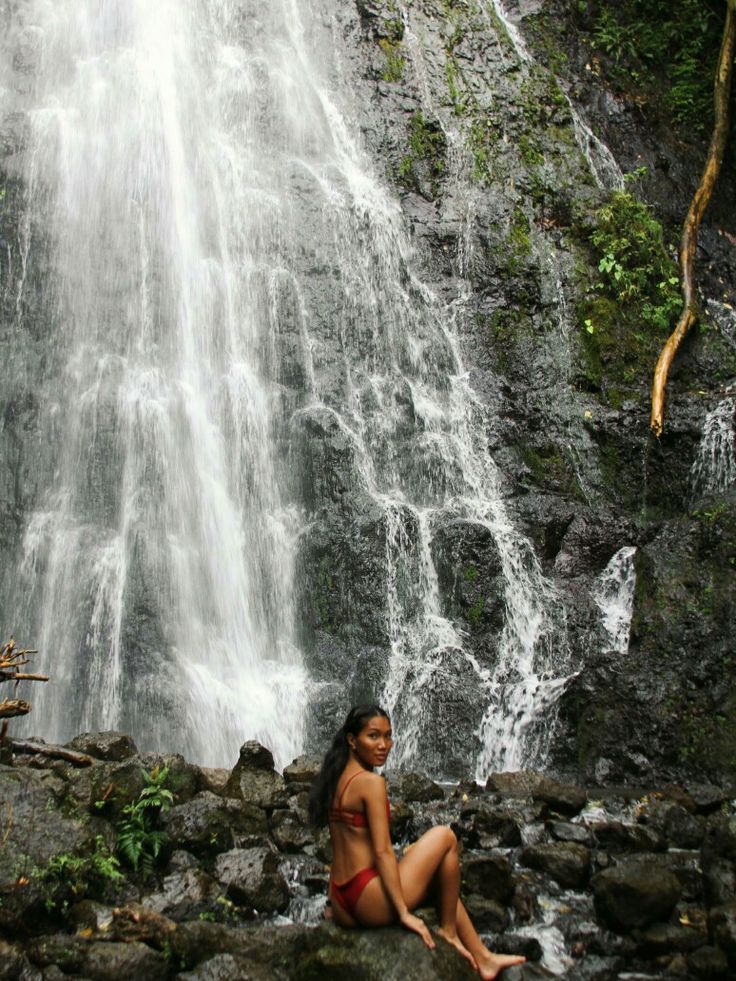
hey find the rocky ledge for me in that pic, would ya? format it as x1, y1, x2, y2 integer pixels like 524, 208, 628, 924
1, 733, 735, 980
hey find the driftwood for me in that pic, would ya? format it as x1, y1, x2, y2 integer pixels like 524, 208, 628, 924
0, 699, 30, 719
0, 671, 49, 683
0, 637, 46, 742
650, 0, 736, 437
7, 738, 93, 767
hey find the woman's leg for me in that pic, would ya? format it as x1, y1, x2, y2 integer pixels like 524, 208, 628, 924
355, 826, 526, 977
356, 826, 475, 965
455, 900, 526, 980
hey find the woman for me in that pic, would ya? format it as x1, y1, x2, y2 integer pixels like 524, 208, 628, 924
308, 704, 526, 980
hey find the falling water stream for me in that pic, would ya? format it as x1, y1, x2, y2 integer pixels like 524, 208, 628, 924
2, 0, 610, 775
5, 0, 320, 766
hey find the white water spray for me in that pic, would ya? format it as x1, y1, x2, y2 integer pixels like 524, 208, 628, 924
594, 546, 637, 654
690, 397, 736, 499
5, 0, 323, 766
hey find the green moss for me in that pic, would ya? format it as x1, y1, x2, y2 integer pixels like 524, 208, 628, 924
463, 565, 478, 582
379, 37, 405, 83
467, 596, 485, 626
519, 135, 544, 169
314, 562, 334, 633
397, 111, 447, 196
519, 443, 584, 499
479, 307, 533, 375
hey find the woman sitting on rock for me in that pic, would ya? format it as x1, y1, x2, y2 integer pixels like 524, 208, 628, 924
308, 703, 526, 980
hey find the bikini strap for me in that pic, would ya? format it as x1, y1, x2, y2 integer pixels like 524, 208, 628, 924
336, 769, 367, 809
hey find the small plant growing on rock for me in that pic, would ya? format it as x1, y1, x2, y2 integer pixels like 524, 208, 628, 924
34, 836, 123, 912
116, 765, 174, 875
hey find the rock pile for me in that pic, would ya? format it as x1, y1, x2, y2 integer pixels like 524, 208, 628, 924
0, 733, 734, 979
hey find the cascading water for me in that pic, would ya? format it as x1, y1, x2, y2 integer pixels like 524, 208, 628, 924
594, 546, 637, 654
690, 396, 736, 499
4, 0, 316, 766
2, 0, 591, 777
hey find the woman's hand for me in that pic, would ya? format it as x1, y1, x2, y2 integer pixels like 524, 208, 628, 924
400, 911, 436, 950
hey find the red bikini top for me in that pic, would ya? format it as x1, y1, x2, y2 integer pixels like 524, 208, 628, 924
328, 770, 391, 827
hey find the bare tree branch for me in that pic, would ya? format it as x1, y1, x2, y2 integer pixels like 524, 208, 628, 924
651, 0, 736, 437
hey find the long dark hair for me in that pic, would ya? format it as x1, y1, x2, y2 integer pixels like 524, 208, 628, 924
308, 704, 390, 827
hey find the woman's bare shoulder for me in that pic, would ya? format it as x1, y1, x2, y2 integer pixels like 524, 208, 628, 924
359, 771, 388, 797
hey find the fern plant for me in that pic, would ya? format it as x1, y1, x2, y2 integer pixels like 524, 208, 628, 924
117, 765, 174, 875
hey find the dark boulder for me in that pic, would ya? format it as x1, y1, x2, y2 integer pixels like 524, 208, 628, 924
644, 799, 704, 849
214, 847, 289, 914
589, 820, 664, 854
461, 853, 515, 904
592, 858, 681, 931
225, 742, 288, 810
520, 842, 591, 889
547, 820, 594, 847
486, 771, 586, 815
388, 772, 444, 803
142, 868, 222, 921
199, 767, 230, 796
283, 755, 321, 786
87, 753, 199, 816
634, 922, 707, 956
67, 732, 138, 762
0, 939, 30, 979
688, 944, 730, 978
25, 934, 166, 981
0, 766, 97, 886
459, 800, 523, 848
702, 814, 736, 907
463, 894, 510, 932
161, 791, 268, 856
178, 952, 276, 980
291, 922, 478, 980
709, 902, 736, 961
269, 808, 314, 853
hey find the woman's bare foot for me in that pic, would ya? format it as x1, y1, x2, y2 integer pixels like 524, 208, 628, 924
436, 927, 478, 970
476, 951, 526, 980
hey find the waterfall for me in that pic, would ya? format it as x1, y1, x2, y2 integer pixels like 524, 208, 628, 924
690, 397, 736, 500
5, 0, 315, 767
3, 0, 578, 776
594, 546, 637, 654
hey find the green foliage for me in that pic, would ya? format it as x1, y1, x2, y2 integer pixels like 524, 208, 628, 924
589, 191, 680, 332
397, 112, 447, 196
575, 188, 681, 402
467, 596, 485, 626
34, 836, 122, 911
116, 765, 173, 875
378, 38, 405, 83
584, 0, 721, 132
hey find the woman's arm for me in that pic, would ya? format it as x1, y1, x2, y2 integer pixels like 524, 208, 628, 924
362, 775, 435, 949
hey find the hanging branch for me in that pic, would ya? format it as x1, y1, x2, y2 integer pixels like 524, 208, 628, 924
650, 0, 736, 437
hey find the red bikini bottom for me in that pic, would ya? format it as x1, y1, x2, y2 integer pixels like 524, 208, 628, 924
330, 867, 379, 918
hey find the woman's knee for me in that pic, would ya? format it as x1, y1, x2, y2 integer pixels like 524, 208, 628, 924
424, 824, 457, 851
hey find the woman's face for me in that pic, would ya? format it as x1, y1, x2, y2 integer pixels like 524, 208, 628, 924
351, 715, 393, 768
